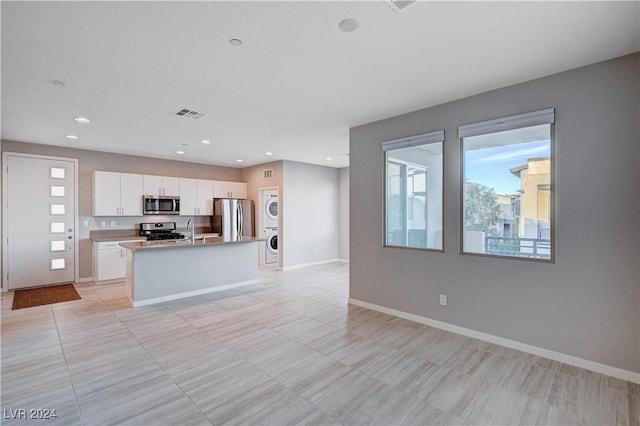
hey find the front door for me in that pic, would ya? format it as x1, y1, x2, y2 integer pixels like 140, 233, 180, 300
4, 154, 77, 289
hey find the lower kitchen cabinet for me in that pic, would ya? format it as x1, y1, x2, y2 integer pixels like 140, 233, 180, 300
93, 240, 138, 284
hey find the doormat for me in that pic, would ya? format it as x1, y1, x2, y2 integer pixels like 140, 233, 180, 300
12, 284, 81, 310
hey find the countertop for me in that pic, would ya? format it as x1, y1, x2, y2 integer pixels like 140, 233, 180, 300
119, 235, 264, 251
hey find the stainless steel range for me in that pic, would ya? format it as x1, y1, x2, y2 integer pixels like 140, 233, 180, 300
139, 222, 185, 241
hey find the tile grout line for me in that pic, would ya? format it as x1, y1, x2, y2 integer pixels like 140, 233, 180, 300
51, 302, 86, 426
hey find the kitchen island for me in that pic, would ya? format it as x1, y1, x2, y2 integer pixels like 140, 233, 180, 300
120, 236, 263, 307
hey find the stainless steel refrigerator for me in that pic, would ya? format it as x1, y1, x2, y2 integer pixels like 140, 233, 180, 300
212, 198, 254, 237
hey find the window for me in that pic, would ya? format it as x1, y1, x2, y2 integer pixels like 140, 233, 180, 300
460, 108, 554, 261
383, 130, 444, 251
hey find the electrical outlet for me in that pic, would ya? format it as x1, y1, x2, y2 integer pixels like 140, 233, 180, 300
314, 248, 319, 255
100, 221, 106, 228
439, 294, 447, 306
82, 220, 89, 227
110, 221, 116, 228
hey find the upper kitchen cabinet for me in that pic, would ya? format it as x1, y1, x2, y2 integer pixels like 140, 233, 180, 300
93, 171, 143, 216
179, 178, 214, 216
213, 180, 247, 199
143, 175, 180, 196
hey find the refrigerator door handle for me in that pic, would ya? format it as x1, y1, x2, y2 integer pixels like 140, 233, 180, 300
238, 203, 243, 236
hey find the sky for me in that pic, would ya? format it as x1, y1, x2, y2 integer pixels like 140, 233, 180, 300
465, 139, 550, 195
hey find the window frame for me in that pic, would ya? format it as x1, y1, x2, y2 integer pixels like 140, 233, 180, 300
382, 130, 445, 253
459, 108, 555, 263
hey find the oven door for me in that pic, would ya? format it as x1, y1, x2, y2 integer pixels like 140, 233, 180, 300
143, 196, 180, 215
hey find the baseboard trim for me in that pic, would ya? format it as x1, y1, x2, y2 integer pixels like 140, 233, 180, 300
75, 277, 94, 283
281, 258, 342, 271
349, 298, 640, 384
132, 279, 259, 307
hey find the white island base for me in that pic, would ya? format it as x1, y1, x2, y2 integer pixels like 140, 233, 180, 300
121, 238, 261, 307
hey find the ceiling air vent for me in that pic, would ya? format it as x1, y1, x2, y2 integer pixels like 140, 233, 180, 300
384, 0, 416, 13
174, 108, 206, 120
263, 169, 273, 179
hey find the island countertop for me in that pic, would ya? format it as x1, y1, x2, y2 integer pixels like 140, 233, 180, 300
119, 235, 264, 251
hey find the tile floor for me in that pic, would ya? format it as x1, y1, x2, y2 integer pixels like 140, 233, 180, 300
1, 262, 637, 425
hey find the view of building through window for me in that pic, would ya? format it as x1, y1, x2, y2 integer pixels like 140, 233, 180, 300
462, 123, 552, 259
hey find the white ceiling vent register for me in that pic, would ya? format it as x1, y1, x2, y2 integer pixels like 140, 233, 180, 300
384, 0, 416, 13
174, 108, 206, 120
263, 169, 273, 179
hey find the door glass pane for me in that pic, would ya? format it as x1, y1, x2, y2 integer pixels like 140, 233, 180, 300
50, 185, 65, 197
50, 167, 66, 179
50, 222, 66, 233
50, 204, 65, 215
50, 240, 66, 252
50, 258, 66, 270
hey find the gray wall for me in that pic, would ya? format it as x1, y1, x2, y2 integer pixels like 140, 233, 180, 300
349, 53, 639, 372
282, 160, 339, 268
338, 167, 349, 261
1, 140, 242, 279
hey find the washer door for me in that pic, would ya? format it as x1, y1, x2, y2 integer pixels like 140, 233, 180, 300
267, 233, 278, 254
265, 197, 278, 221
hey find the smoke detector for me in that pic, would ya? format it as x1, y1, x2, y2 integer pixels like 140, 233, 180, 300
384, 0, 416, 13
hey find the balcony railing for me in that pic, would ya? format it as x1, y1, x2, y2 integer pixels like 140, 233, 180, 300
485, 236, 551, 259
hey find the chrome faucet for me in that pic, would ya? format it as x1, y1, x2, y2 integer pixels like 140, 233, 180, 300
186, 219, 195, 244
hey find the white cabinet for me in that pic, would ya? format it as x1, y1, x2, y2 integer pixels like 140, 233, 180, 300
179, 178, 214, 216
93, 240, 138, 284
93, 171, 143, 216
120, 174, 144, 216
213, 180, 247, 199
143, 175, 180, 196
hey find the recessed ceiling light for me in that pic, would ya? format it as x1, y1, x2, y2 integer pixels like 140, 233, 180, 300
265, 151, 273, 156
229, 38, 243, 47
326, 157, 333, 161
200, 140, 211, 145
339, 18, 359, 32
176, 150, 186, 155
65, 135, 78, 140
236, 159, 244, 163
74, 117, 91, 123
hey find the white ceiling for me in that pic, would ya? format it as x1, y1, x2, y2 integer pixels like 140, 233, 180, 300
2, 1, 638, 169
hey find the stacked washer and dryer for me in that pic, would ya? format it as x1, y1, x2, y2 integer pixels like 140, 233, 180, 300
262, 191, 278, 264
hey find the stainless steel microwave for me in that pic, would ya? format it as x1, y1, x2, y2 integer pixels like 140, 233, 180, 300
143, 195, 180, 215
